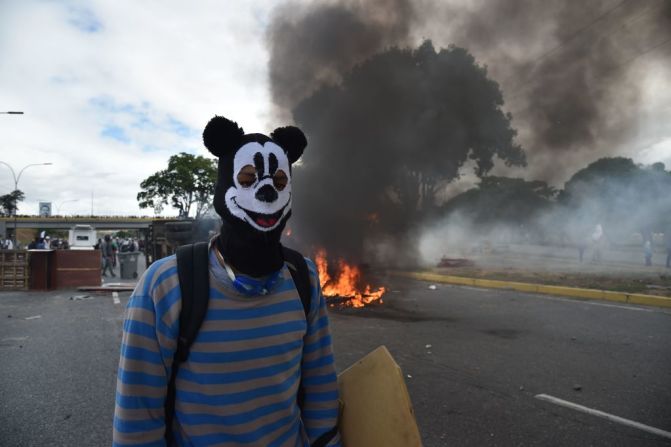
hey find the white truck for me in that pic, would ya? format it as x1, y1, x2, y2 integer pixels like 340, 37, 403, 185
68, 224, 97, 250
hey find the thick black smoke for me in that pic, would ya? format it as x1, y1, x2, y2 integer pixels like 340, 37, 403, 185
267, 0, 671, 263
277, 40, 523, 264
426, 0, 671, 180
267, 0, 416, 116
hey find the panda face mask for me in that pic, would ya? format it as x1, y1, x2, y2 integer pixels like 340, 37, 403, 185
226, 141, 292, 232
203, 115, 307, 236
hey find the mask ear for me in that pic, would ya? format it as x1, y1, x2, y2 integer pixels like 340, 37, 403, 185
271, 126, 307, 164
203, 116, 245, 158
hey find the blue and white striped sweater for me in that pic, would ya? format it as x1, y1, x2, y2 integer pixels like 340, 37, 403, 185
113, 249, 341, 446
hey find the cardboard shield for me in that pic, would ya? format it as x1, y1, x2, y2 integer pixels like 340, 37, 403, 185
337, 346, 422, 446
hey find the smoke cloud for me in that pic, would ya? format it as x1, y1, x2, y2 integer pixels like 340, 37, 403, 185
267, 0, 416, 116
267, 0, 671, 264
420, 0, 671, 180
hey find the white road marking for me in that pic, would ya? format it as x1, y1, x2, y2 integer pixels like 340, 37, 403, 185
113, 292, 120, 305
1, 336, 29, 342
535, 394, 671, 440
24, 315, 42, 320
528, 293, 660, 313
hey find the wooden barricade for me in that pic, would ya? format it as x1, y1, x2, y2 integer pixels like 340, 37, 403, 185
0, 250, 29, 290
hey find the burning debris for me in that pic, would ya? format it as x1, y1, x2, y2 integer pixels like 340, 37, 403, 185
315, 249, 386, 308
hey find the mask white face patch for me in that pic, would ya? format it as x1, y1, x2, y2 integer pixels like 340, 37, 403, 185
224, 141, 292, 232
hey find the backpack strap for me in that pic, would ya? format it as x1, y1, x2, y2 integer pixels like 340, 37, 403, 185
282, 246, 338, 447
281, 245, 312, 317
165, 242, 210, 444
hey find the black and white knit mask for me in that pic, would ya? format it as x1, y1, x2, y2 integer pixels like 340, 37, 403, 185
202, 115, 306, 276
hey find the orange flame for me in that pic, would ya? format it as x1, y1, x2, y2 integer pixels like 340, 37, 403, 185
315, 249, 385, 308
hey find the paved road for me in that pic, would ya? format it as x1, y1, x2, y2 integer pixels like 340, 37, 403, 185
1, 277, 670, 446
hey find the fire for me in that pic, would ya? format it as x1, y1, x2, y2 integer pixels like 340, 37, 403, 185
315, 249, 385, 308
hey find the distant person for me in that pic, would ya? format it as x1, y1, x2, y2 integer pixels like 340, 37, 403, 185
112, 237, 119, 267
28, 237, 39, 250
101, 235, 116, 277
2, 238, 13, 250
577, 235, 588, 263
644, 239, 653, 266
36, 237, 47, 249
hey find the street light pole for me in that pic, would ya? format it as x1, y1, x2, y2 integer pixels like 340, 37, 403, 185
0, 161, 53, 247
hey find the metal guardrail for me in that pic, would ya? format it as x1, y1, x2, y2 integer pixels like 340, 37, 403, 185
0, 216, 171, 230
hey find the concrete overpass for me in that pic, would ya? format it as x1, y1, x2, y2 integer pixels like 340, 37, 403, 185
0, 216, 167, 231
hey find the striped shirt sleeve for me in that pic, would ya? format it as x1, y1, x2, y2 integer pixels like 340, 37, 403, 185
113, 258, 179, 447
301, 258, 342, 446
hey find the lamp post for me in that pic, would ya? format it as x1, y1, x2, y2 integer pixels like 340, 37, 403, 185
0, 161, 53, 247
56, 199, 79, 215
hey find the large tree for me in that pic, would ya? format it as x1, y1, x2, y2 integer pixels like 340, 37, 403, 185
558, 157, 671, 239
290, 40, 525, 260
137, 153, 217, 218
0, 190, 25, 217
444, 177, 556, 226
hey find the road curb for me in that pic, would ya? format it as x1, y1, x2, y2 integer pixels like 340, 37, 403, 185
392, 271, 671, 309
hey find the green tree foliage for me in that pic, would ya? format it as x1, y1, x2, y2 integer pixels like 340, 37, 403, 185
439, 157, 671, 245
0, 190, 25, 216
559, 157, 671, 239
442, 177, 556, 228
137, 153, 217, 218
291, 40, 525, 258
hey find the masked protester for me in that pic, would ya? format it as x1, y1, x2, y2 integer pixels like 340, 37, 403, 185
113, 116, 341, 447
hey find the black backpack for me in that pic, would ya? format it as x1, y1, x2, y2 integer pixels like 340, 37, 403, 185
164, 242, 336, 446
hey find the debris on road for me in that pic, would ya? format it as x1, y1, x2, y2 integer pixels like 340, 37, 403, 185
572, 384, 582, 391
425, 344, 432, 349
407, 374, 412, 379
437, 257, 475, 268
24, 315, 42, 320
69, 295, 91, 301
428, 285, 437, 290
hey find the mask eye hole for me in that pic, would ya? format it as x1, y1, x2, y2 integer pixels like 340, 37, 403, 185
273, 169, 288, 191
237, 165, 257, 188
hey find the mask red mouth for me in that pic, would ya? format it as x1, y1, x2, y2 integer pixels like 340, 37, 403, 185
255, 216, 279, 228
232, 197, 289, 229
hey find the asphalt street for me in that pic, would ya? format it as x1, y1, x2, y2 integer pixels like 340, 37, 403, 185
1, 276, 670, 446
